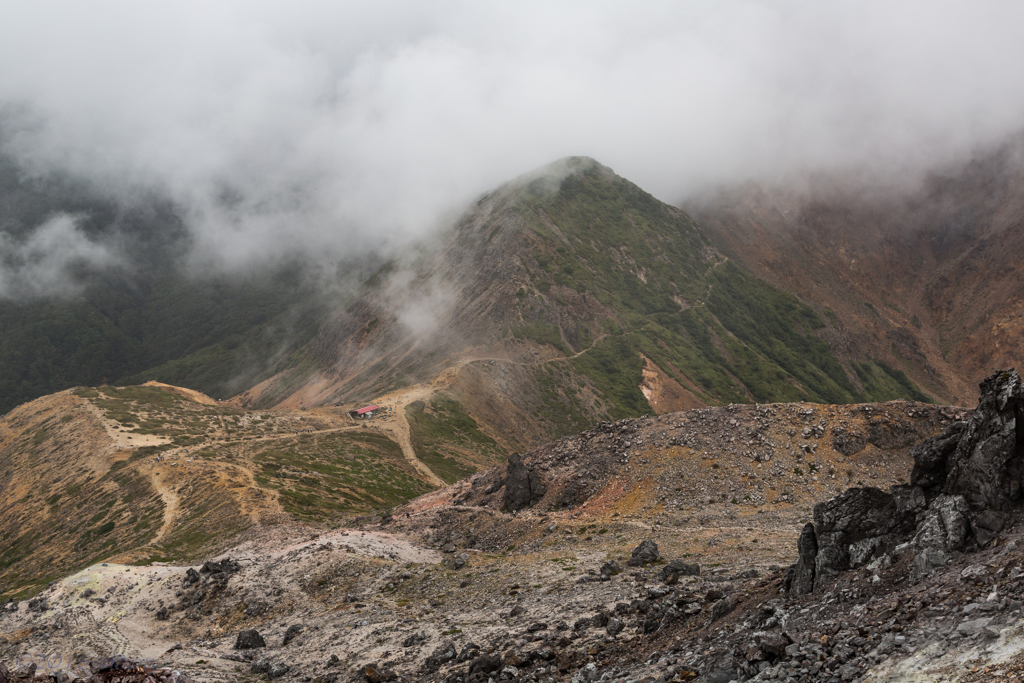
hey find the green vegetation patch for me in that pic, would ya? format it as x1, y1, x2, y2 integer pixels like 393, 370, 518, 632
406, 395, 502, 484
253, 431, 431, 519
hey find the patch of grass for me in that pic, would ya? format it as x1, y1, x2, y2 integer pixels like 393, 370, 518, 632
253, 431, 431, 519
406, 394, 502, 484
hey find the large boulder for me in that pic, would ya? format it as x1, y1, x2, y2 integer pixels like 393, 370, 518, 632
626, 539, 660, 567
503, 453, 546, 511
786, 523, 817, 596
943, 370, 1024, 511
812, 486, 923, 590
234, 629, 266, 650
788, 369, 1024, 595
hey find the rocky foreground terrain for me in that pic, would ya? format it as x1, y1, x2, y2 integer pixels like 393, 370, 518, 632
6, 372, 1024, 682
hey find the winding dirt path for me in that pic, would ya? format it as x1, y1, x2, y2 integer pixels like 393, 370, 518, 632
368, 384, 446, 488
147, 466, 180, 543
350, 332, 615, 489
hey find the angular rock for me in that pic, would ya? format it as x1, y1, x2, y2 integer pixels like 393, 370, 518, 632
787, 523, 817, 596
267, 663, 289, 679
944, 369, 1024, 511
812, 486, 922, 591
657, 559, 700, 581
282, 624, 303, 646
424, 642, 457, 672
626, 539, 660, 567
503, 453, 546, 511
182, 568, 200, 588
972, 509, 1010, 547
710, 596, 738, 622
911, 494, 970, 581
234, 629, 266, 650
402, 629, 427, 647
468, 653, 502, 676
910, 421, 968, 489
754, 632, 791, 659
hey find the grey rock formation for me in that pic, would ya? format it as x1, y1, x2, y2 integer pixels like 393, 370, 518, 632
657, 559, 700, 581
788, 369, 1024, 595
786, 523, 817, 596
503, 453, 546, 511
812, 486, 921, 591
909, 421, 967, 489
910, 494, 970, 581
626, 539, 660, 567
944, 370, 1024, 511
234, 629, 266, 650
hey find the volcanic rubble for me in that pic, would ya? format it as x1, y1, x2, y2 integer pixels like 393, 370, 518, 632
6, 372, 1024, 681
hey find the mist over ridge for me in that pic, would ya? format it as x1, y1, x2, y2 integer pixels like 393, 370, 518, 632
1, 1, 1024, 292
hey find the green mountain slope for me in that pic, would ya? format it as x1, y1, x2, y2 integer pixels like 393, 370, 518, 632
255, 158, 930, 448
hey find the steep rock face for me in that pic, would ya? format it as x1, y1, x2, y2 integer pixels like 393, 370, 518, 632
812, 486, 923, 590
943, 370, 1024, 510
909, 421, 967, 489
789, 369, 1024, 595
786, 523, 817, 596
503, 453, 546, 511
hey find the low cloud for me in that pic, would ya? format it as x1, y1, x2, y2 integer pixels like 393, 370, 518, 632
0, 214, 122, 298
1, 1, 1023, 289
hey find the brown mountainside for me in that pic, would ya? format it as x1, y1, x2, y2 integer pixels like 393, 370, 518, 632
691, 138, 1024, 405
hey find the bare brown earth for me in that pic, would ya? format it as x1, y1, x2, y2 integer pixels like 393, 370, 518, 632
690, 138, 1024, 406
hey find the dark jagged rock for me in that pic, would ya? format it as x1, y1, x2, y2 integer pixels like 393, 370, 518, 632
503, 453, 546, 511
234, 629, 266, 649
626, 539, 660, 567
200, 558, 241, 574
910, 421, 967, 489
910, 493, 971, 581
182, 568, 200, 588
657, 559, 700, 581
424, 642, 457, 672
786, 523, 817, 596
944, 370, 1024, 510
812, 486, 923, 591
467, 653, 502, 676
282, 624, 304, 645
972, 509, 1011, 547
789, 369, 1024, 595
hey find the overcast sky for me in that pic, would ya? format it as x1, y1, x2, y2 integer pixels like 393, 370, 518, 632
2, 0, 1024, 281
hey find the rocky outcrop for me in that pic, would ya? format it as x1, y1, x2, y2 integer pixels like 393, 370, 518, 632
788, 369, 1024, 595
784, 523, 817, 596
909, 421, 967, 489
626, 540, 660, 567
943, 370, 1024, 511
503, 453, 546, 511
910, 494, 971, 581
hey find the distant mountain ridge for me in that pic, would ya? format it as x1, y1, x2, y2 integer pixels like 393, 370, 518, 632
691, 137, 1024, 405
243, 157, 929, 450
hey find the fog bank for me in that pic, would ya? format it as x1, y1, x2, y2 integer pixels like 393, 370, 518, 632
2, 0, 1023, 287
